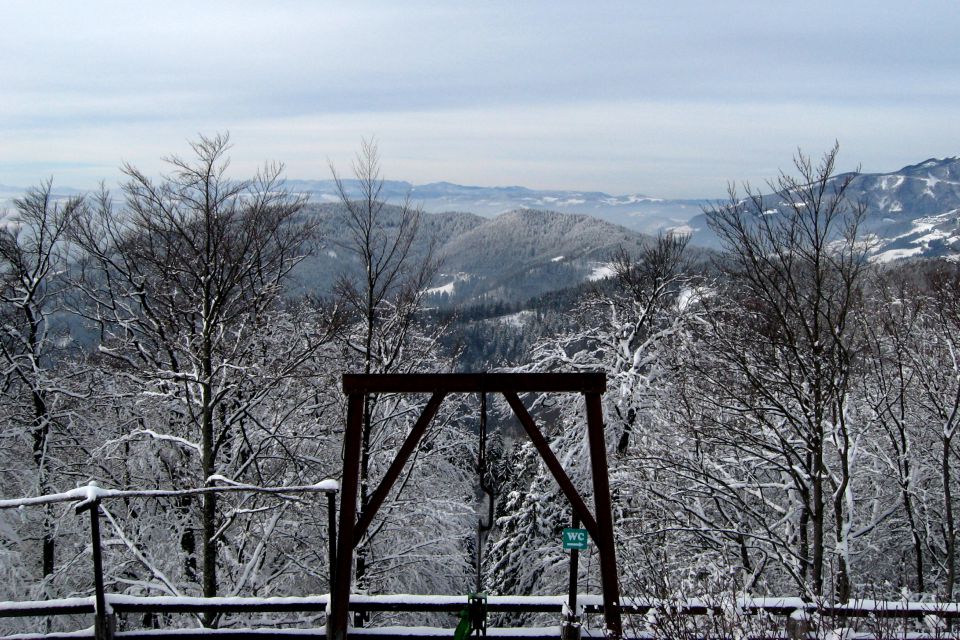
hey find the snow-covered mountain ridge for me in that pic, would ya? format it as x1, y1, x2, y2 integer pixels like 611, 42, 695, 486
687, 156, 960, 261
6, 156, 960, 266
292, 157, 960, 256
301, 204, 670, 306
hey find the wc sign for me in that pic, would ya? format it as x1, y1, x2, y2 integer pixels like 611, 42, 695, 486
562, 527, 589, 550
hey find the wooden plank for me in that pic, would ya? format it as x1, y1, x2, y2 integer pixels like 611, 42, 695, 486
329, 392, 365, 640
352, 392, 447, 547
0, 601, 95, 617
346, 628, 575, 640
584, 392, 622, 639
111, 600, 331, 614
1, 634, 97, 640
342, 373, 605, 394
501, 391, 600, 538
114, 632, 325, 640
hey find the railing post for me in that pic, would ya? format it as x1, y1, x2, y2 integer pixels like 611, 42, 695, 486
562, 514, 582, 640
584, 392, 622, 640
78, 497, 112, 640
327, 491, 337, 592
786, 608, 812, 640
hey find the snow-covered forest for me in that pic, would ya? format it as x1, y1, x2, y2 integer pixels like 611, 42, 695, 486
4, 138, 960, 633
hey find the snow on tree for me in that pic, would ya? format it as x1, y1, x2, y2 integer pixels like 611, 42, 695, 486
0, 181, 89, 602
694, 145, 869, 600
66, 134, 336, 620
486, 233, 702, 603
330, 139, 474, 606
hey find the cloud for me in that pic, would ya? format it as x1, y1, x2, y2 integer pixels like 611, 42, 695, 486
1, 1, 958, 195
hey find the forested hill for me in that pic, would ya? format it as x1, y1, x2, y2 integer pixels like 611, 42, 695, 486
298, 203, 688, 306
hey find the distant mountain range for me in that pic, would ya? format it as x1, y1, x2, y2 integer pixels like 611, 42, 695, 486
301, 156, 960, 305
6, 157, 960, 305
285, 178, 707, 236
286, 158, 960, 264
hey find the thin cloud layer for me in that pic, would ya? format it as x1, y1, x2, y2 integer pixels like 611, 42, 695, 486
2, 1, 958, 196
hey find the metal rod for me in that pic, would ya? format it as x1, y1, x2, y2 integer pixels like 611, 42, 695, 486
584, 392, 622, 639
568, 514, 580, 615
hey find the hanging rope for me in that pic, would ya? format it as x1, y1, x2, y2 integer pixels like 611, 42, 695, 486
475, 392, 495, 595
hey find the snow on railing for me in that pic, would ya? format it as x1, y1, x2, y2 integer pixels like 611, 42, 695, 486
4, 593, 960, 639
0, 482, 340, 640
0, 479, 340, 510
3, 484, 960, 639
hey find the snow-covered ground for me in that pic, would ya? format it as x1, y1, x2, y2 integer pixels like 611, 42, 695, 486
587, 263, 615, 281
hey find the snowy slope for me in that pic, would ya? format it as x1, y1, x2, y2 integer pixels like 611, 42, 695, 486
298, 205, 663, 306
685, 157, 960, 261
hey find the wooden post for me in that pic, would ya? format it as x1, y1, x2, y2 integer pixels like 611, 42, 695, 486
76, 497, 111, 640
329, 392, 364, 640
327, 491, 337, 592
584, 392, 622, 639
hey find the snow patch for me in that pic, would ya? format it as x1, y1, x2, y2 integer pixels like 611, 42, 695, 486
496, 310, 536, 328
424, 272, 471, 297
912, 229, 952, 245
677, 286, 710, 311
871, 247, 924, 263
881, 175, 905, 190
425, 281, 455, 296
587, 263, 615, 281
550, 255, 564, 262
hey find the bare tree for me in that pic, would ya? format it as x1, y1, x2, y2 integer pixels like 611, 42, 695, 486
859, 269, 928, 594
69, 134, 325, 619
0, 181, 84, 589
330, 139, 459, 595
908, 265, 960, 599
701, 145, 868, 600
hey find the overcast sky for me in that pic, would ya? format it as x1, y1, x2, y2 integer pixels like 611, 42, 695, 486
2, 1, 957, 198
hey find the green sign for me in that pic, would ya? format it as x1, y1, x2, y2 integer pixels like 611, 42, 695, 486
562, 527, 589, 550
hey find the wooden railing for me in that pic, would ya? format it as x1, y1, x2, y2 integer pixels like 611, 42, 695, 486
0, 482, 338, 640
4, 592, 960, 639
3, 485, 960, 639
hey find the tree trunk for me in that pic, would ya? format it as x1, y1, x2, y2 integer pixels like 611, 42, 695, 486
355, 276, 376, 593
31, 389, 54, 582
812, 442, 825, 597
201, 347, 217, 625
943, 434, 955, 600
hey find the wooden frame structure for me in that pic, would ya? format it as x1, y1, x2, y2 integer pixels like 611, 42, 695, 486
329, 373, 622, 640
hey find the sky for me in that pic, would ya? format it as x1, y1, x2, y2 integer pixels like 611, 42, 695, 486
2, 1, 958, 198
